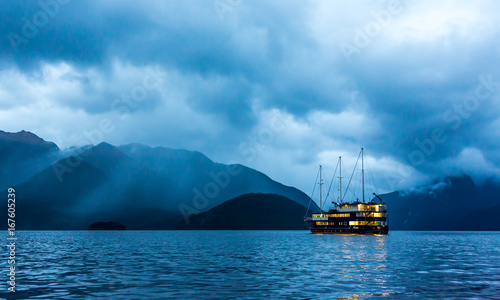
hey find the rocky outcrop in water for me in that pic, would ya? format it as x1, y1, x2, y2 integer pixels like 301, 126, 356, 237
88, 221, 126, 230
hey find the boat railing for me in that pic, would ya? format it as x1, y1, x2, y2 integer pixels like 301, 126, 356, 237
337, 207, 384, 212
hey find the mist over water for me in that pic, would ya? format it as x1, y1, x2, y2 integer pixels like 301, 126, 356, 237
1, 231, 499, 299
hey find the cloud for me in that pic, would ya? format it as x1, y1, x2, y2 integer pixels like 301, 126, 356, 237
439, 148, 500, 184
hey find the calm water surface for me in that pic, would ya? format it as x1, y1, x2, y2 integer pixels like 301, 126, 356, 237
1, 231, 499, 299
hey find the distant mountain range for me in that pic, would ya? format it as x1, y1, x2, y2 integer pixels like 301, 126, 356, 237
1, 130, 499, 231
0, 130, 317, 230
381, 176, 500, 231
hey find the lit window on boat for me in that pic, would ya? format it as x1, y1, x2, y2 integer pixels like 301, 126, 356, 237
315, 222, 331, 226
328, 213, 350, 218
355, 212, 386, 218
349, 221, 368, 226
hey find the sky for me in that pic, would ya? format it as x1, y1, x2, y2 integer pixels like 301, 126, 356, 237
1, 0, 500, 195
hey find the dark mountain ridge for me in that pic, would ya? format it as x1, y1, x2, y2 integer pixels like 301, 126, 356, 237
0, 130, 58, 148
176, 193, 310, 230
0, 130, 60, 189
381, 176, 500, 230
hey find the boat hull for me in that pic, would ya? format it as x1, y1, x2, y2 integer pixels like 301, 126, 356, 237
306, 220, 389, 235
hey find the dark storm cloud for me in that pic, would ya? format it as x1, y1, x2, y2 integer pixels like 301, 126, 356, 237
1, 0, 324, 125
1, 0, 155, 69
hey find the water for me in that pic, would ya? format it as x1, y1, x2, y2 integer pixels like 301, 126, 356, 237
1, 231, 499, 299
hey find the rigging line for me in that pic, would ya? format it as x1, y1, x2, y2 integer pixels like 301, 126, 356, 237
319, 166, 323, 212
342, 149, 362, 202
364, 149, 379, 194
348, 168, 360, 202
320, 167, 333, 212
324, 158, 340, 203
348, 171, 359, 198
368, 170, 377, 197
304, 167, 320, 218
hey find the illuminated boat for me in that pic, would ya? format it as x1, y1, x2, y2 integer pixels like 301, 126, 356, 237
304, 148, 389, 234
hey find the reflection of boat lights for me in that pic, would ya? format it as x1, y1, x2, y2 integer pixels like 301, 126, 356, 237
343, 292, 394, 299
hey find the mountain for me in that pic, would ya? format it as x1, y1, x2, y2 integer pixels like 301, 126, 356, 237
117, 143, 316, 211
0, 131, 318, 229
176, 193, 310, 230
0, 130, 60, 189
381, 176, 500, 230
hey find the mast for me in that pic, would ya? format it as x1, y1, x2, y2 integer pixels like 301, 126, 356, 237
339, 156, 342, 203
319, 165, 323, 212
361, 148, 365, 203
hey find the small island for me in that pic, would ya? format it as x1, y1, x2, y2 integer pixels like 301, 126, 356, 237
88, 221, 126, 230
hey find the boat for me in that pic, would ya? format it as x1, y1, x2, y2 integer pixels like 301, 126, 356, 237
304, 148, 389, 234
